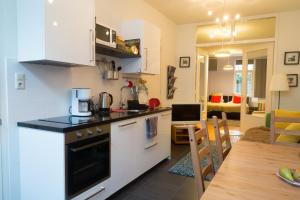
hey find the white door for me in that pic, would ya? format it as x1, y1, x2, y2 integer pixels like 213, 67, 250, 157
240, 43, 274, 132
196, 49, 209, 120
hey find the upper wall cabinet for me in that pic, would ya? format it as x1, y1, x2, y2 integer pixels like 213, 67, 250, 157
17, 0, 95, 66
121, 20, 161, 75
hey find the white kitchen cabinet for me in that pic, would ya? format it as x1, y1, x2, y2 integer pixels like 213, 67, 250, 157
19, 111, 171, 200
107, 111, 171, 198
121, 20, 161, 74
109, 118, 143, 194
17, 0, 95, 66
138, 112, 172, 173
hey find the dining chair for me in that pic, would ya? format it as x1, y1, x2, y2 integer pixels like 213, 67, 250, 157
213, 112, 232, 163
188, 120, 215, 199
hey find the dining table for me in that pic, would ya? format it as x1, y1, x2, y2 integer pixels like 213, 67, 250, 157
201, 141, 300, 200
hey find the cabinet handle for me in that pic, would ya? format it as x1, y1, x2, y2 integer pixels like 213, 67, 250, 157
86, 186, 105, 199
89, 29, 95, 63
144, 48, 148, 71
145, 142, 158, 150
118, 121, 137, 127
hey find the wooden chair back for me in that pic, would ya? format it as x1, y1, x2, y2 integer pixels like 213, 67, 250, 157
270, 111, 300, 146
188, 120, 215, 199
213, 112, 232, 163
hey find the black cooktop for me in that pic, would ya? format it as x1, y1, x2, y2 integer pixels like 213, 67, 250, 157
39, 116, 98, 125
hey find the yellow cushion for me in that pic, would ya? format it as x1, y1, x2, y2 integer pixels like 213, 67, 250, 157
285, 123, 300, 131
275, 110, 300, 129
276, 123, 300, 143
276, 135, 300, 143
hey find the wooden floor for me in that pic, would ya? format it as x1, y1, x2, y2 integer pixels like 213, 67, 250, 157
109, 125, 241, 200
206, 122, 241, 142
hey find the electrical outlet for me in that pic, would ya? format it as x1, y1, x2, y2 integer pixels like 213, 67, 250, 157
15, 73, 25, 90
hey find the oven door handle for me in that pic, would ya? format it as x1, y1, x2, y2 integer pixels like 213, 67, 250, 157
70, 138, 109, 153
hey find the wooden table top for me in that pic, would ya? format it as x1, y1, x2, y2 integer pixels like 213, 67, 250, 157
201, 141, 300, 200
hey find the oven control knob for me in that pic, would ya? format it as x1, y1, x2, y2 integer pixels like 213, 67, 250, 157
87, 129, 93, 136
76, 131, 83, 138
96, 128, 103, 134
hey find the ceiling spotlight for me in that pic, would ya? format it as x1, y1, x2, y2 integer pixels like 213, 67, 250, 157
209, 34, 215, 39
235, 14, 240, 20
216, 18, 220, 23
223, 15, 229, 22
208, 10, 213, 16
52, 21, 58, 26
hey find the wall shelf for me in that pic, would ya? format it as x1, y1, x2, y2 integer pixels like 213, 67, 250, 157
96, 39, 141, 59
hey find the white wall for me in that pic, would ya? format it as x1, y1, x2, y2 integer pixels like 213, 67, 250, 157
208, 57, 241, 95
274, 10, 300, 110
71, 0, 177, 107
173, 23, 198, 103
0, 0, 177, 199
174, 11, 300, 111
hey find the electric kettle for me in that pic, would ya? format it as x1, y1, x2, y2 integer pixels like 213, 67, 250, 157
99, 92, 113, 112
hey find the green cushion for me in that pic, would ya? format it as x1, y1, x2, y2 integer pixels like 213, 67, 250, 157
265, 112, 271, 128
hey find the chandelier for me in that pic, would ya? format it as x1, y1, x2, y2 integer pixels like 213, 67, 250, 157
207, 0, 241, 39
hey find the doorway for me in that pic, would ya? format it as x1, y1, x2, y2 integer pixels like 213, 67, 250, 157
197, 43, 274, 133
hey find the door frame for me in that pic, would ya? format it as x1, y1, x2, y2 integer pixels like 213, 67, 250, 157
195, 49, 209, 120
240, 43, 274, 132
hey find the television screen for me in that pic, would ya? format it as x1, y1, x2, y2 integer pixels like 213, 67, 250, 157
172, 104, 201, 121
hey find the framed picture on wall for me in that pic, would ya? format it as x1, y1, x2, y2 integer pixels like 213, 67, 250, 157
179, 57, 190, 68
284, 51, 300, 65
287, 74, 298, 87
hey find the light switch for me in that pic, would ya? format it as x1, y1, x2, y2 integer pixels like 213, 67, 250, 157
15, 73, 25, 90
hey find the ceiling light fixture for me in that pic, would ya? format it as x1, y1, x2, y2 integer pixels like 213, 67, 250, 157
215, 36, 231, 58
223, 56, 233, 70
223, 64, 234, 70
215, 49, 231, 58
208, 10, 213, 16
208, 0, 241, 39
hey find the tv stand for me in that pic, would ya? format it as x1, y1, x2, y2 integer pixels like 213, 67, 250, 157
171, 124, 200, 144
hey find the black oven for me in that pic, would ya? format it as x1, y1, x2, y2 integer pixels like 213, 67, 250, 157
65, 124, 110, 199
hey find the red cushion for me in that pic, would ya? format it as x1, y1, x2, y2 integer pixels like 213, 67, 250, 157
233, 96, 241, 104
211, 96, 221, 103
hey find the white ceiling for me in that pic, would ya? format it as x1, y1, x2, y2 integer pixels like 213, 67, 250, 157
144, 0, 300, 24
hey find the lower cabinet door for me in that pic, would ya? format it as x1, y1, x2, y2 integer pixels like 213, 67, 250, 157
110, 119, 142, 193
139, 112, 171, 173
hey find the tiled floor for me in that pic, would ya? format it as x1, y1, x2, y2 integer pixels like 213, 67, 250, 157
109, 124, 241, 200
108, 143, 197, 200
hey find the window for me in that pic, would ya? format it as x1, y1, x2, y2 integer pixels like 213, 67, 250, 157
234, 60, 255, 97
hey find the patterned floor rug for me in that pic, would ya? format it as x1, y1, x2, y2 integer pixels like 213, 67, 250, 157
168, 145, 220, 179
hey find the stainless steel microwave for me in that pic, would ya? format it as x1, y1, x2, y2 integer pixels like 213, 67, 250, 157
95, 23, 117, 48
